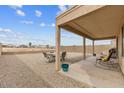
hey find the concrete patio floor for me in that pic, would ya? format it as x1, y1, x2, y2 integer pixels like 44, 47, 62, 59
60, 57, 124, 88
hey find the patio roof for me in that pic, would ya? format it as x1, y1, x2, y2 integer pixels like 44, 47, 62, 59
55, 5, 124, 71
56, 5, 124, 40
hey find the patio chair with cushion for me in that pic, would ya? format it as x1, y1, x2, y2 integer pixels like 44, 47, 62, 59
43, 52, 55, 63
95, 48, 119, 70
43, 51, 67, 63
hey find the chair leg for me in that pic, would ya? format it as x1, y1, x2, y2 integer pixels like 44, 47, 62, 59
61, 57, 65, 62
95, 59, 99, 66
60, 58, 63, 62
48, 58, 51, 63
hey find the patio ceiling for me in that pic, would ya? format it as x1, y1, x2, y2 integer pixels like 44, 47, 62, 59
56, 5, 124, 40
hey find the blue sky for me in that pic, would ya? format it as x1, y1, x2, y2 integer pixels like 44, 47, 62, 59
0, 5, 111, 46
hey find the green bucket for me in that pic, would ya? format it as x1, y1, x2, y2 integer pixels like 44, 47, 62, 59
61, 64, 69, 72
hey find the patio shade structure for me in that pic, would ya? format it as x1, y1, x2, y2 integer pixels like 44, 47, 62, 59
56, 5, 124, 71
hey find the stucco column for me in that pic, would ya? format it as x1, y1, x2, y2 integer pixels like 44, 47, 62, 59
83, 37, 86, 60
0, 43, 2, 56
56, 26, 61, 71
92, 40, 95, 56
116, 37, 118, 58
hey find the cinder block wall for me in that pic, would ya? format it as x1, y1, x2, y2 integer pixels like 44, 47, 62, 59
61, 45, 112, 54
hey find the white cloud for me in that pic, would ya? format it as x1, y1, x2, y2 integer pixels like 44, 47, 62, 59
0, 34, 7, 38
9, 5, 23, 9
0, 27, 24, 40
0, 28, 28, 45
21, 20, 33, 24
35, 10, 42, 17
59, 5, 67, 11
0, 28, 12, 32
40, 23, 55, 27
13, 32, 24, 39
51, 23, 55, 27
57, 5, 68, 15
40, 23, 45, 27
9, 5, 25, 17
16, 10, 25, 16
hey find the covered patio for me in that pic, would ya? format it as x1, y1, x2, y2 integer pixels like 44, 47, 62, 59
55, 5, 124, 87
60, 56, 124, 87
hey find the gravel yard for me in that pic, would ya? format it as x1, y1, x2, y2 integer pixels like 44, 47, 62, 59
0, 52, 89, 88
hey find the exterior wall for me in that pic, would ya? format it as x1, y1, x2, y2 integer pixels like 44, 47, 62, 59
61, 45, 112, 55
2, 45, 113, 55
2, 48, 55, 55
118, 29, 124, 74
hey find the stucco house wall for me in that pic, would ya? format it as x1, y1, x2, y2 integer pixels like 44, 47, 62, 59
118, 29, 124, 74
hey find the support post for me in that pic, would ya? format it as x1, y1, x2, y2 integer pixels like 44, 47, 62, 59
93, 40, 95, 56
116, 37, 118, 58
56, 26, 61, 71
0, 43, 2, 56
83, 37, 86, 60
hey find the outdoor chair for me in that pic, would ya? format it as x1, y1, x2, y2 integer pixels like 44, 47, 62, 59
43, 52, 55, 63
43, 51, 67, 63
109, 48, 117, 59
60, 51, 67, 62
95, 48, 119, 71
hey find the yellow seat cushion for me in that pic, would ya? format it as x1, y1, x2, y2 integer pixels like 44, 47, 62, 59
101, 56, 108, 62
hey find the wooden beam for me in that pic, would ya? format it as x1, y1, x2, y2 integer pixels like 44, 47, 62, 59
56, 26, 61, 71
94, 36, 116, 40
83, 37, 86, 59
62, 25, 94, 40
62, 25, 116, 41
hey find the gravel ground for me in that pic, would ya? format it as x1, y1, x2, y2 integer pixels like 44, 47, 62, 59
0, 52, 90, 88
